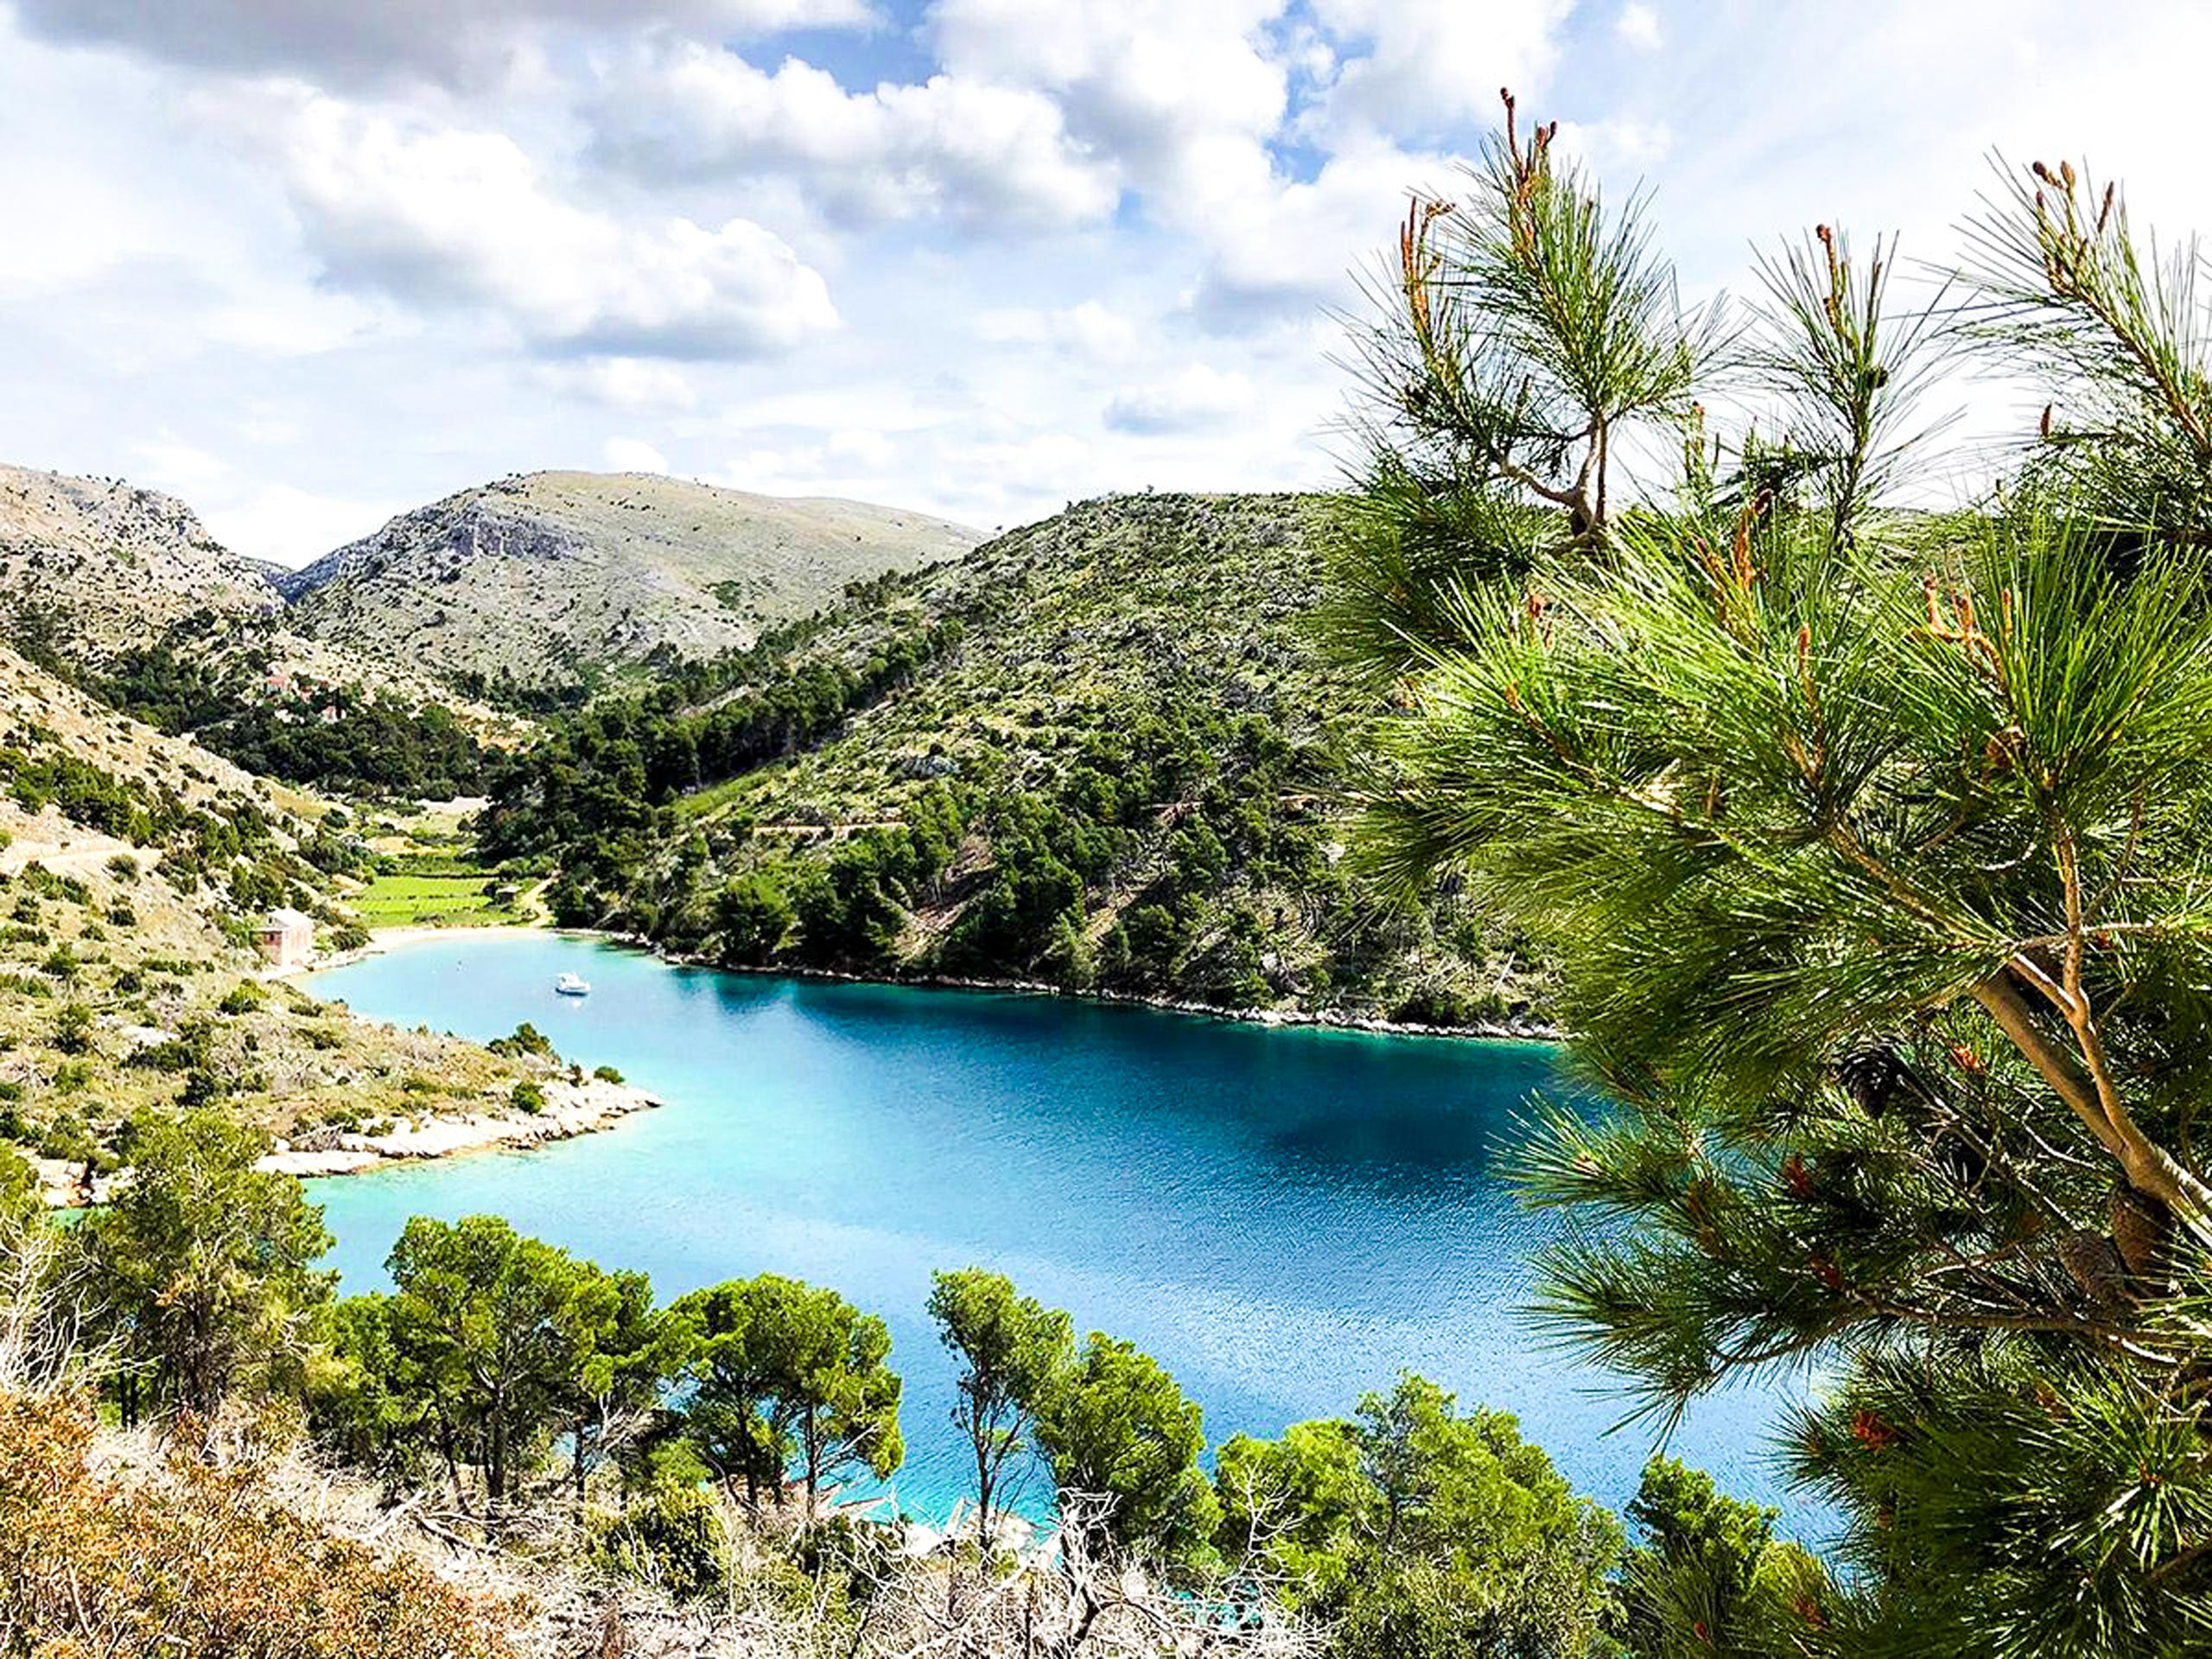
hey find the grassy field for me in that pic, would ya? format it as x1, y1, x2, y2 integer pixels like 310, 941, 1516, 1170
352, 861, 523, 928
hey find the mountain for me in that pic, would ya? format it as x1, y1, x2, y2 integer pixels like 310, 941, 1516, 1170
0, 461, 531, 796
0, 463, 281, 657
281, 470, 984, 688
477, 493, 1548, 1030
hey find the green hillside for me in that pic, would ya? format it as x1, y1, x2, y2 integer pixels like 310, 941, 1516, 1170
477, 493, 1548, 1028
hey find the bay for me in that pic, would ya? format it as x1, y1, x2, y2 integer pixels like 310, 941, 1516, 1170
305, 932, 1804, 1529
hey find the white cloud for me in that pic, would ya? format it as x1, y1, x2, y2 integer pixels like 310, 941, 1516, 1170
1104, 365, 1257, 434
200, 482, 412, 567
267, 92, 839, 359
1305, 0, 1572, 139
1189, 135, 1459, 327
589, 46, 1120, 230
603, 435, 671, 474
537, 358, 698, 411
930, 0, 1287, 223
1616, 3, 1663, 53
132, 438, 236, 497
975, 301, 1141, 361
11, 0, 875, 87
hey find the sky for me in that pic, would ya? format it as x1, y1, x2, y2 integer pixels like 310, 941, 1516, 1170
3, 0, 2211, 565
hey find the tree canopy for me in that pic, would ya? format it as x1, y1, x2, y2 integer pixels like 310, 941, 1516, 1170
86, 1110, 331, 1424
670, 1272, 904, 1515
1219, 1375, 1624, 1658
928, 1265, 1073, 1544
1331, 87, 2212, 1656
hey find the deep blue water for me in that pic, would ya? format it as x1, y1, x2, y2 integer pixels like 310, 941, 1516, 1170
304, 934, 1805, 1529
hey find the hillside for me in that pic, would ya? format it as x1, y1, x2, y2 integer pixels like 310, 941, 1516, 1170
0, 463, 281, 656
0, 461, 527, 782
0, 645, 600, 1200
478, 493, 1547, 1028
283, 470, 984, 688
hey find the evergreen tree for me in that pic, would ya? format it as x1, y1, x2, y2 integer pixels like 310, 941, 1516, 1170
1617, 1456, 1823, 1658
86, 1112, 331, 1424
672, 1273, 903, 1516
1216, 1375, 1622, 1658
378, 1215, 654, 1516
1332, 92, 2212, 1656
1032, 1332, 1216, 1562
927, 1266, 1073, 1545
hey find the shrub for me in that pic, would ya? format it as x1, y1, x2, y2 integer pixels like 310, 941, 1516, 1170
593, 1482, 728, 1599
486, 1022, 555, 1060
592, 1064, 625, 1084
0, 1392, 515, 1657
52, 1003, 93, 1056
218, 982, 264, 1016
509, 1080, 547, 1115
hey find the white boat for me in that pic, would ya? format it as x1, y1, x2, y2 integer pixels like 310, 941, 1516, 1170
554, 972, 591, 996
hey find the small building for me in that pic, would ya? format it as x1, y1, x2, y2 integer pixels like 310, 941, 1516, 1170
254, 906, 316, 969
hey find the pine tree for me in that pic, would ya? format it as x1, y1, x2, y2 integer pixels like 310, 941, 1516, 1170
1331, 92, 2212, 1656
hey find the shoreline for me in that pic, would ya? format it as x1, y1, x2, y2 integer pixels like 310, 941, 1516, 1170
257, 1071, 664, 1182
168, 919, 1555, 1205
645, 948, 1563, 1044
326, 918, 1562, 1045
39, 1072, 664, 1207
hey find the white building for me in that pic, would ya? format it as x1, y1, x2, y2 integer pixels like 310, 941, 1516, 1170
254, 906, 316, 969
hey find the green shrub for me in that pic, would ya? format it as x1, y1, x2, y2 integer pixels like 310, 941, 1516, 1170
593, 1483, 728, 1600
217, 982, 264, 1016
509, 1080, 547, 1115
52, 1004, 93, 1056
487, 1022, 556, 1060
592, 1065, 624, 1084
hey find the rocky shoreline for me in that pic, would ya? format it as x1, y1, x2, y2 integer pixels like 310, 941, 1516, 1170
641, 944, 1564, 1045
35, 1056, 659, 1207
321, 920, 1561, 1043
256, 1072, 661, 1179
54, 922, 1542, 1209
304, 920, 1563, 1044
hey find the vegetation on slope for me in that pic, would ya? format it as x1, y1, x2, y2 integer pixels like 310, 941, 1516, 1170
65, 626, 497, 798
0, 1117, 1796, 1657
0, 646, 575, 1188
0, 462, 523, 796
478, 494, 1547, 1027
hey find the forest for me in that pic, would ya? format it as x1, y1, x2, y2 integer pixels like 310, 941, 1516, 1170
92, 633, 494, 798
475, 496, 1543, 1029
0, 1115, 1808, 1656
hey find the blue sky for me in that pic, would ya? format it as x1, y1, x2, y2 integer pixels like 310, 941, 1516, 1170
2, 0, 2207, 562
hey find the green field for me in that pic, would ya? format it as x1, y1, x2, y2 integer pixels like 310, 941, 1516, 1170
352, 862, 524, 928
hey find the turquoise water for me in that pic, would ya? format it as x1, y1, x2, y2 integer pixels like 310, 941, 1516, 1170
305, 933, 1802, 1528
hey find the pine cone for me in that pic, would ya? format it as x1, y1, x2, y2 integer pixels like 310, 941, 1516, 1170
2059, 1230, 2130, 1310
2111, 1186, 2172, 1279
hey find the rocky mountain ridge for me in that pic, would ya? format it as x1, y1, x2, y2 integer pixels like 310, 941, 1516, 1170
0, 463, 281, 654
281, 469, 983, 686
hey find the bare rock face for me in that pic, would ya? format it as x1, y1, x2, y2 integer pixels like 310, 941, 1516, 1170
282, 470, 984, 685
